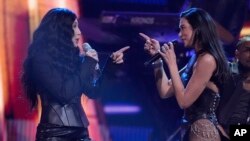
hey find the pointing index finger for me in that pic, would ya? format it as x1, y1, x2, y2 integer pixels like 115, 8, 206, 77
118, 46, 130, 53
139, 33, 150, 41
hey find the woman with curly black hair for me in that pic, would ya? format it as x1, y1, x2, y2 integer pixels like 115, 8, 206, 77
22, 8, 129, 141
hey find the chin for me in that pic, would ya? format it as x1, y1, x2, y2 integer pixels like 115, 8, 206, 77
183, 43, 189, 47
185, 42, 193, 48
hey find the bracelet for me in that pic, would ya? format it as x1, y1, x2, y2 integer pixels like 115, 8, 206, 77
152, 59, 163, 68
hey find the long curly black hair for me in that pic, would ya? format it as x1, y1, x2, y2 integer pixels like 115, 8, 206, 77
22, 8, 80, 108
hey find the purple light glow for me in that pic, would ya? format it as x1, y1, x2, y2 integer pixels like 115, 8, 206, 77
104, 105, 141, 114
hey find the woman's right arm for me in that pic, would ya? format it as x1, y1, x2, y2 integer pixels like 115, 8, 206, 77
139, 33, 174, 98
153, 61, 175, 98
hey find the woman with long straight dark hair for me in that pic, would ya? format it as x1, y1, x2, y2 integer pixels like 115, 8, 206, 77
141, 8, 230, 141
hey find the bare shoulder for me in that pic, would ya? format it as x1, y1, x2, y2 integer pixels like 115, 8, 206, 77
197, 53, 216, 66
194, 53, 217, 73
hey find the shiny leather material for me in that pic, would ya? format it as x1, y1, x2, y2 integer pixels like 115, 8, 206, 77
31, 48, 103, 139
36, 123, 91, 141
182, 53, 221, 126
40, 95, 89, 127
31, 49, 101, 128
185, 88, 220, 125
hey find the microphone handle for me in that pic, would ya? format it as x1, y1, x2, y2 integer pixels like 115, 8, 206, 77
144, 53, 161, 66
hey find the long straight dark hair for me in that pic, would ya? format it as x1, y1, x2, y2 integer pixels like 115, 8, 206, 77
180, 8, 230, 84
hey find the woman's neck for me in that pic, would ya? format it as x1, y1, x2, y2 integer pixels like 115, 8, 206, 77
195, 44, 203, 55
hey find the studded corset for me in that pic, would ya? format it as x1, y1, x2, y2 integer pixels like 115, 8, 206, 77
184, 88, 220, 125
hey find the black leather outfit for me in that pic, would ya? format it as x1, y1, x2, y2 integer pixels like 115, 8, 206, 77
31, 48, 102, 141
181, 53, 221, 126
175, 53, 221, 141
184, 88, 220, 125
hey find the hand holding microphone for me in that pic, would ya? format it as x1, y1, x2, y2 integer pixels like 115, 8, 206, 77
82, 43, 99, 62
82, 42, 130, 65
82, 43, 100, 70
139, 33, 178, 66
159, 41, 178, 67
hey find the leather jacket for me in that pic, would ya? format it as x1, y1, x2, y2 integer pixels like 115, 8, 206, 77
32, 48, 101, 127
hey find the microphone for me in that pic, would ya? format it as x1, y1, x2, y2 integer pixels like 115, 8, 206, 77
82, 42, 92, 52
144, 40, 179, 66
82, 42, 100, 70
79, 43, 92, 57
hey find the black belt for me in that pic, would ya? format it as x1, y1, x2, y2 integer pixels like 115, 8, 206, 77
36, 123, 90, 141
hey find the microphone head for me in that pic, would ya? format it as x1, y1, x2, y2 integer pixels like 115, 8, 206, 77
82, 43, 92, 51
171, 40, 179, 47
158, 40, 179, 52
